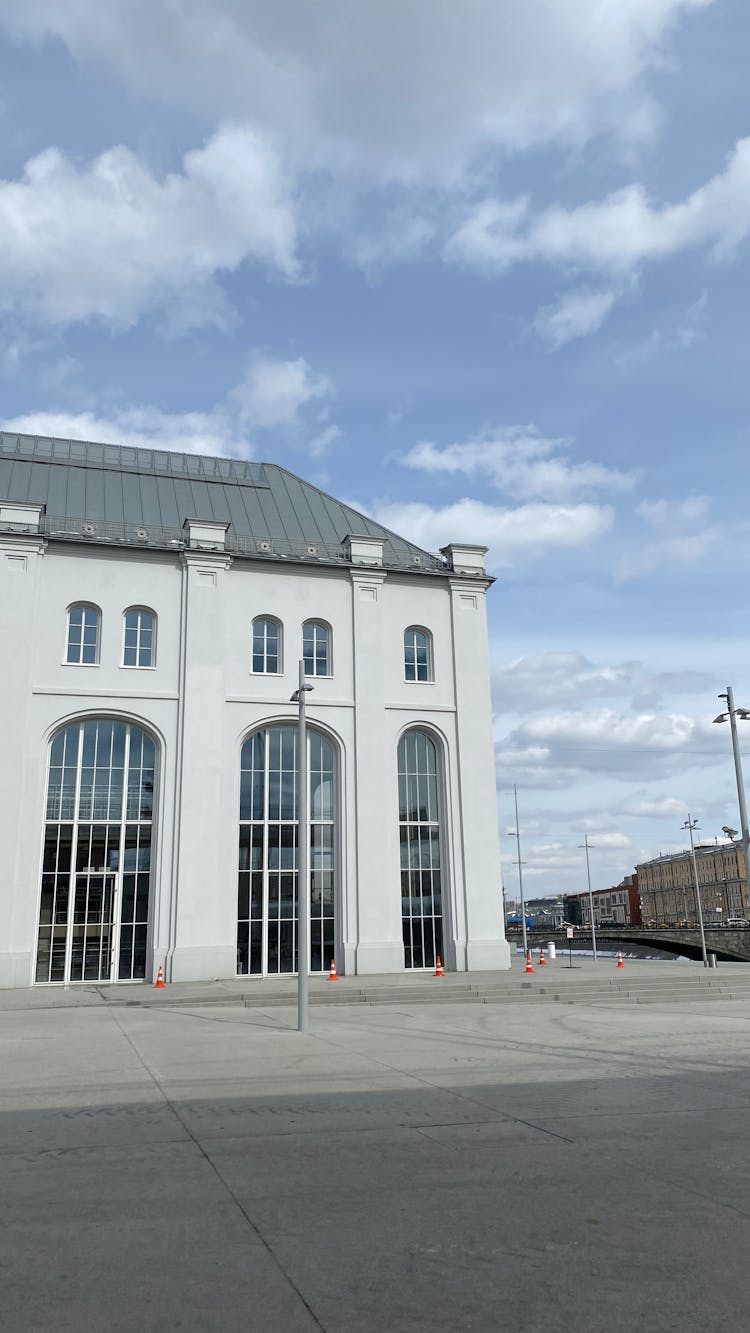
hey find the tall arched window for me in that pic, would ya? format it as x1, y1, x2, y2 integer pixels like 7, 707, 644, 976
404, 627, 433, 682
66, 603, 101, 665
303, 620, 332, 677
36, 719, 156, 984
252, 617, 282, 673
398, 729, 444, 969
238, 725, 335, 976
123, 608, 156, 667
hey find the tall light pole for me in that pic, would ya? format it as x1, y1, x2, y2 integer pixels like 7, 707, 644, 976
684, 816, 708, 967
713, 686, 750, 917
508, 784, 528, 958
578, 834, 598, 962
291, 662, 313, 1032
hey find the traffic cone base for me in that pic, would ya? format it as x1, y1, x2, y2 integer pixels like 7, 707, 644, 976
524, 950, 534, 974
154, 965, 165, 989
328, 959, 338, 980
434, 955, 444, 977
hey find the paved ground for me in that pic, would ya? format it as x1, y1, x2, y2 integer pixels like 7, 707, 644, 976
3, 960, 750, 1332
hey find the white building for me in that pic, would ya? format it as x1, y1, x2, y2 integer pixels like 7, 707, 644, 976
0, 432, 509, 988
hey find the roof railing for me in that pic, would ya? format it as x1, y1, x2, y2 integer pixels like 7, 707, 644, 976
0, 512, 446, 572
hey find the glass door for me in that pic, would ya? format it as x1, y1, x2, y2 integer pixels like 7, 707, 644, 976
69, 869, 117, 982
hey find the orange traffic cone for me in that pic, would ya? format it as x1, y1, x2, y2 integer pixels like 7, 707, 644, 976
524, 950, 534, 974
538, 947, 547, 967
434, 955, 444, 977
328, 958, 338, 981
154, 965, 165, 989
616, 951, 625, 969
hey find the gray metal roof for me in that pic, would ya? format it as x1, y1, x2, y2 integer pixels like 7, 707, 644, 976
0, 431, 446, 574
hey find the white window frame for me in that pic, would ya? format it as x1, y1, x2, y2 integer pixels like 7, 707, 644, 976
302, 620, 332, 677
252, 616, 283, 675
121, 607, 157, 670
398, 727, 445, 970
64, 603, 101, 666
35, 719, 157, 985
237, 724, 337, 977
403, 626, 433, 683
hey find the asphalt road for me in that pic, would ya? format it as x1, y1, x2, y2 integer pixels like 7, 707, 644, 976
3, 973, 750, 1332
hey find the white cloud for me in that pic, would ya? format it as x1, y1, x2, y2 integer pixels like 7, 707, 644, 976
399, 427, 636, 501
446, 136, 750, 275
531, 287, 620, 347
2, 353, 337, 459
0, 125, 298, 328
2, 407, 244, 459
616, 290, 708, 363
0, 1, 713, 184
350, 215, 436, 278
230, 356, 332, 430
307, 423, 342, 457
497, 708, 722, 785
371, 498, 613, 569
622, 797, 689, 818
492, 652, 710, 713
0, 405, 241, 458
637, 496, 709, 528
617, 495, 720, 579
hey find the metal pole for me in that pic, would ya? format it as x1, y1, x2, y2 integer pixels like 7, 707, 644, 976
685, 816, 708, 967
297, 659, 309, 1032
725, 685, 750, 917
583, 834, 598, 962
513, 785, 528, 958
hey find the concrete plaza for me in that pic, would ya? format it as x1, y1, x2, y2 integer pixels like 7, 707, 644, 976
3, 960, 750, 1332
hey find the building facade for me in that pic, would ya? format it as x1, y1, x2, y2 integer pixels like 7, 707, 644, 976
0, 432, 510, 988
564, 876, 641, 927
637, 844, 747, 926
505, 896, 566, 930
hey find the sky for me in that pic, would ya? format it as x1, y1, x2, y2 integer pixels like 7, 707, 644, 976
0, 0, 748, 900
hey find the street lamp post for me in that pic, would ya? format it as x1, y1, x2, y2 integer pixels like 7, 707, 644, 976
508, 785, 528, 958
684, 816, 708, 967
578, 834, 598, 962
713, 686, 750, 918
291, 662, 314, 1033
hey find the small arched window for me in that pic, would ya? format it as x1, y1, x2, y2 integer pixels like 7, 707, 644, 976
404, 627, 433, 682
303, 620, 332, 677
123, 608, 156, 668
252, 617, 282, 674
66, 603, 101, 665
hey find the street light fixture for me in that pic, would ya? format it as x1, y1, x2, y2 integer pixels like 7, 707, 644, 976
683, 816, 708, 967
291, 662, 314, 1033
507, 784, 528, 958
577, 834, 598, 962
713, 685, 750, 918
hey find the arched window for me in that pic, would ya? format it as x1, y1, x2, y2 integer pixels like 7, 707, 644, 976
238, 725, 336, 976
36, 719, 156, 984
404, 627, 433, 682
123, 608, 156, 668
303, 620, 331, 676
252, 617, 282, 674
66, 604, 101, 665
398, 729, 444, 969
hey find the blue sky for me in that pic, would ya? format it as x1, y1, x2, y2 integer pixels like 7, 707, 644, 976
1, 0, 748, 899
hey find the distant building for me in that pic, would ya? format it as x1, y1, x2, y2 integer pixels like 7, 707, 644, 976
637, 843, 747, 926
564, 875, 641, 927
504, 896, 565, 930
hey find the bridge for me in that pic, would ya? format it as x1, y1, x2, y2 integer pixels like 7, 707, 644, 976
507, 925, 750, 963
